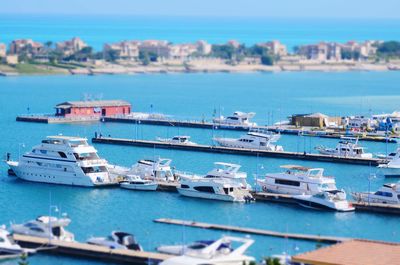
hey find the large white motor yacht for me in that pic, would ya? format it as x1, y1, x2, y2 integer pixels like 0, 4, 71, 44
377, 148, 400, 178
257, 165, 337, 195
6, 136, 113, 187
157, 136, 197, 145
176, 162, 251, 190
12, 216, 75, 242
160, 236, 255, 265
293, 190, 355, 212
352, 182, 400, 204
315, 137, 372, 158
213, 111, 257, 127
108, 158, 174, 182
213, 130, 283, 151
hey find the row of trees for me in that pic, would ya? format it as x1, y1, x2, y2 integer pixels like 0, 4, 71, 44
210, 44, 275, 65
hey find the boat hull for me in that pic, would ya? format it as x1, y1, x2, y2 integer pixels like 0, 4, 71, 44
8, 162, 114, 187
120, 182, 158, 191
177, 188, 242, 202
293, 197, 355, 212
378, 167, 400, 178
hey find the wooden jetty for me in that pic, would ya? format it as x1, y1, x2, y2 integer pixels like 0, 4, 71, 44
92, 137, 382, 166
13, 234, 172, 264
103, 116, 398, 143
352, 201, 400, 215
153, 218, 350, 243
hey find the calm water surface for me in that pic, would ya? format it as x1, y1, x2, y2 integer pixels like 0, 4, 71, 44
0, 72, 399, 264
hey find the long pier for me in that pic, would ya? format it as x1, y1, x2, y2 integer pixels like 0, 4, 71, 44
103, 116, 398, 143
153, 218, 350, 243
13, 234, 172, 264
92, 136, 382, 166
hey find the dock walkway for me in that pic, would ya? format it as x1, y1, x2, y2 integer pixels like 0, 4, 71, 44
153, 218, 350, 243
14, 234, 172, 264
92, 137, 382, 166
103, 116, 398, 143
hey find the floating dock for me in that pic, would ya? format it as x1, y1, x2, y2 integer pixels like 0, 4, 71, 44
16, 115, 100, 124
13, 234, 172, 264
153, 218, 350, 243
103, 116, 398, 143
92, 137, 382, 166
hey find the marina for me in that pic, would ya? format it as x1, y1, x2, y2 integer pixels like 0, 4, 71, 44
91, 136, 383, 166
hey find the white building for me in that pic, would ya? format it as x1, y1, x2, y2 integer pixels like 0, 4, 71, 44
56, 37, 88, 56
103, 41, 140, 60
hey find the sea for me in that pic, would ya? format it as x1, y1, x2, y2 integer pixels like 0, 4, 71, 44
0, 15, 400, 265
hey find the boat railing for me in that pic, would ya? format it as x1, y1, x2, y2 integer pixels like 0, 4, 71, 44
79, 159, 108, 166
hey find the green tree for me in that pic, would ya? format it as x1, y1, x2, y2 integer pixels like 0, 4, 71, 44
139, 51, 150, 65
19, 253, 29, 265
264, 257, 282, 265
377, 41, 400, 57
104, 49, 119, 62
261, 54, 274, 65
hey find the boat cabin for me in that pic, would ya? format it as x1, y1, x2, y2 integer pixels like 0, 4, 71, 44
55, 100, 131, 117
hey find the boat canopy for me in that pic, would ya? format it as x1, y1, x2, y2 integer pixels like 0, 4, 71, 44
280, 165, 311, 171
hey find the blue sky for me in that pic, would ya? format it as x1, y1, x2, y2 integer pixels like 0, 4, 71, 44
2, 0, 400, 18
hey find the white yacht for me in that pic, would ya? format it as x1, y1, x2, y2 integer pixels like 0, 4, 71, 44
176, 162, 251, 190
157, 136, 197, 145
0, 226, 24, 256
6, 136, 114, 187
213, 111, 257, 127
315, 137, 373, 158
108, 158, 174, 182
293, 190, 355, 212
178, 176, 253, 202
257, 165, 337, 195
120, 175, 158, 191
352, 182, 400, 204
378, 148, 400, 178
12, 216, 75, 242
157, 239, 231, 255
160, 236, 255, 265
213, 130, 283, 151
87, 231, 142, 251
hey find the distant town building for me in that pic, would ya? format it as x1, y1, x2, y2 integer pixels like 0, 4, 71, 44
139, 40, 170, 58
196, 40, 212, 55
297, 42, 337, 61
56, 37, 88, 57
227, 40, 241, 49
290, 113, 342, 128
257, 41, 288, 56
5, 55, 19, 65
103, 41, 140, 60
55, 100, 131, 117
340, 40, 379, 60
0, 43, 6, 57
168, 43, 198, 59
9, 39, 44, 57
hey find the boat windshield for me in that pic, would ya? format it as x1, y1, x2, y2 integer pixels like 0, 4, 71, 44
82, 166, 107, 174
69, 139, 88, 147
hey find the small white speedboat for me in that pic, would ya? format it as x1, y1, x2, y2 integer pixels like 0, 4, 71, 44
160, 236, 255, 265
120, 175, 158, 191
87, 231, 142, 251
0, 226, 24, 257
157, 239, 231, 255
157, 136, 197, 145
11, 216, 75, 242
293, 190, 355, 212
315, 137, 372, 158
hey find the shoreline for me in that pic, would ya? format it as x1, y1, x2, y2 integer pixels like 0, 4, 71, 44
1, 62, 400, 76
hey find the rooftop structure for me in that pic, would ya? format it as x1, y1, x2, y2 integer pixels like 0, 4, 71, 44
292, 239, 400, 265
55, 100, 131, 117
56, 37, 88, 56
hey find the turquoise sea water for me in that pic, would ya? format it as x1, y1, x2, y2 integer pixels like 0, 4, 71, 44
1, 15, 400, 50
0, 72, 400, 264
